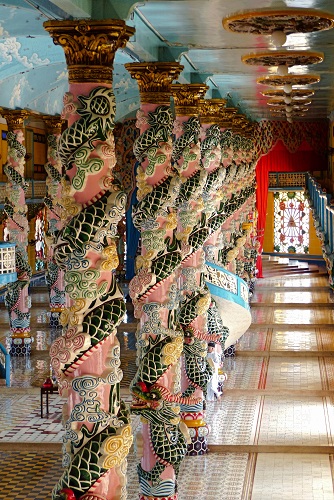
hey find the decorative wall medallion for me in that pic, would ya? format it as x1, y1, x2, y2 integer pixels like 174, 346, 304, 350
242, 51, 323, 67
223, 9, 334, 35
257, 74, 320, 87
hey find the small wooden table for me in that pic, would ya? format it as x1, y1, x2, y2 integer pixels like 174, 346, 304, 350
40, 385, 59, 418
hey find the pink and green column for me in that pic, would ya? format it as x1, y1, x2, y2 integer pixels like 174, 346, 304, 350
1, 109, 33, 356
44, 19, 135, 500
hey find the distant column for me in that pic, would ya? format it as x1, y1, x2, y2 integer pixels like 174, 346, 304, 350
43, 116, 66, 328
1, 109, 32, 356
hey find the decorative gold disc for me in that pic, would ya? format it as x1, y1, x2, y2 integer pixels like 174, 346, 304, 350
242, 51, 323, 67
223, 9, 334, 35
257, 74, 320, 87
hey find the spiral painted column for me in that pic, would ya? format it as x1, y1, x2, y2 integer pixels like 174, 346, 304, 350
199, 100, 232, 354
44, 20, 135, 500
43, 116, 66, 329
125, 62, 189, 500
1, 109, 33, 356
170, 84, 214, 455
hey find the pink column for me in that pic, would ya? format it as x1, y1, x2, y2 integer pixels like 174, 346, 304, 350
125, 62, 188, 500
2, 110, 32, 356
44, 19, 135, 500
43, 116, 66, 328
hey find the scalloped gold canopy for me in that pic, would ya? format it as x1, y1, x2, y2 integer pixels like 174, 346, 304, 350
261, 89, 315, 99
223, 9, 334, 35
257, 74, 320, 87
267, 98, 312, 107
242, 51, 324, 67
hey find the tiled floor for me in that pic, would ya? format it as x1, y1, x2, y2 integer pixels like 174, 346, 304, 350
1, 257, 334, 499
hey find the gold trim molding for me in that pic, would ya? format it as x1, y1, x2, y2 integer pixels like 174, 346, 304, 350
170, 83, 209, 116
125, 62, 184, 104
43, 19, 135, 84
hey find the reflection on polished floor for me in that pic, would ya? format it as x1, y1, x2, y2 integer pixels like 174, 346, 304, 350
1, 257, 334, 499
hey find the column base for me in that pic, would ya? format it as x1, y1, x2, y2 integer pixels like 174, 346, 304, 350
224, 344, 235, 357
9, 336, 33, 356
186, 423, 210, 455
139, 495, 178, 500
50, 311, 61, 328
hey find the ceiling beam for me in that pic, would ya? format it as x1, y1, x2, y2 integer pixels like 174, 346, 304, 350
48, 0, 91, 18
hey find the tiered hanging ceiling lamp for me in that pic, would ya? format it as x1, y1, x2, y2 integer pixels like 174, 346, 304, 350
223, 8, 334, 122
223, 9, 334, 36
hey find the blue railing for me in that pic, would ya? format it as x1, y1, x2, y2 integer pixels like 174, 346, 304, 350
306, 173, 334, 285
0, 343, 10, 386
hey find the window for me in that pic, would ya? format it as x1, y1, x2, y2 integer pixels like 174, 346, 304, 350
274, 191, 309, 254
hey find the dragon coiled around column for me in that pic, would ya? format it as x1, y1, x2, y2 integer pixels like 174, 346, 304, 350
129, 103, 191, 497
4, 246, 32, 331
51, 86, 132, 500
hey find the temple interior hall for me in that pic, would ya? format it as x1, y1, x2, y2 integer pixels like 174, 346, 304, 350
1, 1, 334, 500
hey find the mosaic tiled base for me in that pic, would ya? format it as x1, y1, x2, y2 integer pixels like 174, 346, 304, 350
187, 426, 209, 456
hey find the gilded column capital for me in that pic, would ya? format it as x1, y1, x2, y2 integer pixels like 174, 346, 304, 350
233, 115, 253, 136
170, 83, 209, 116
43, 116, 65, 135
199, 98, 227, 125
43, 19, 135, 84
0, 109, 30, 130
125, 62, 184, 104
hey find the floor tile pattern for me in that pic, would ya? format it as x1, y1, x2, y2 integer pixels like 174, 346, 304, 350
1, 257, 334, 498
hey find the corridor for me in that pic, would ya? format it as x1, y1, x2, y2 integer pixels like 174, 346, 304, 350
0, 256, 334, 499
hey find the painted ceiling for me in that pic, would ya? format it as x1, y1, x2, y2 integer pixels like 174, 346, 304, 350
1, 0, 334, 124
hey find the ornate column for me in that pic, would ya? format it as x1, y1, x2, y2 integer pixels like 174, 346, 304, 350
44, 19, 135, 500
170, 83, 214, 455
1, 109, 33, 356
199, 101, 231, 355
125, 62, 188, 500
43, 116, 66, 328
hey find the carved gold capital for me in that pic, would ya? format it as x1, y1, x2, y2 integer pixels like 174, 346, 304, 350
233, 115, 253, 137
170, 83, 209, 116
44, 19, 135, 84
0, 109, 30, 130
199, 98, 227, 125
43, 116, 65, 135
125, 62, 184, 104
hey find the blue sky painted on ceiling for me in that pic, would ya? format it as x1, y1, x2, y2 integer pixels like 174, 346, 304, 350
0, 4, 140, 120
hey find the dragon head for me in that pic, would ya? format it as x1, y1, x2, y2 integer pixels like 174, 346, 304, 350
131, 381, 163, 411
